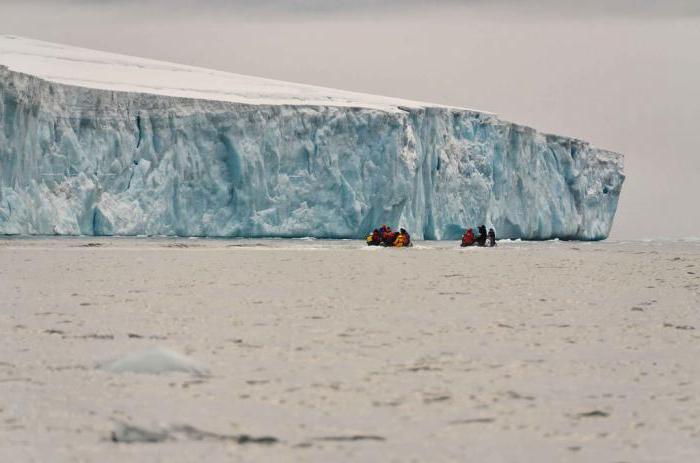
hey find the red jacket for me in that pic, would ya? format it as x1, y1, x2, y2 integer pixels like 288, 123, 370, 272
462, 230, 475, 246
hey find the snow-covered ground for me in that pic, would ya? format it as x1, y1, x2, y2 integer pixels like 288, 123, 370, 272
1, 238, 698, 462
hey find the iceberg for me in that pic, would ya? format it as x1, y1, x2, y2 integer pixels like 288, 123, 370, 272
0, 35, 624, 240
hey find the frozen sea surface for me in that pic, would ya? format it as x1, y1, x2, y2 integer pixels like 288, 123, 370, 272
1, 237, 699, 462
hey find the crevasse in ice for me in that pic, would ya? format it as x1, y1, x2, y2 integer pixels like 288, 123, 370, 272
0, 36, 624, 240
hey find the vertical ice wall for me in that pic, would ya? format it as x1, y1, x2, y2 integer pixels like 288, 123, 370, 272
0, 66, 624, 239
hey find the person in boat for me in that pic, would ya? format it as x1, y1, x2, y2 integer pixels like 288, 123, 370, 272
487, 228, 497, 247
393, 228, 411, 247
476, 225, 488, 246
366, 228, 381, 246
461, 228, 476, 247
394, 231, 407, 247
400, 228, 411, 247
381, 227, 395, 246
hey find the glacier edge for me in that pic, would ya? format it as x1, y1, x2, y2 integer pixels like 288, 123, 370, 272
0, 65, 624, 240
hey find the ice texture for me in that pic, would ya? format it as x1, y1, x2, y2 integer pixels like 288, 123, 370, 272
98, 347, 209, 376
0, 36, 624, 240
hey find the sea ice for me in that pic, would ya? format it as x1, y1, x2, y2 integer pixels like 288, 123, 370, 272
110, 423, 279, 445
98, 347, 209, 376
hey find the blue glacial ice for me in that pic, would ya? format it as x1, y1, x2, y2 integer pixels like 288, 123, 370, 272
0, 37, 624, 240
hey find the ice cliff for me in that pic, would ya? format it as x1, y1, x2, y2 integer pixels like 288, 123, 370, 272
0, 36, 624, 240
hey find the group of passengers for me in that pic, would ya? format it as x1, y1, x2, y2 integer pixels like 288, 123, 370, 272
367, 224, 497, 248
461, 225, 496, 247
366, 225, 412, 247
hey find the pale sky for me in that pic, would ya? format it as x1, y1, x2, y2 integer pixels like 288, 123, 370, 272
2, 0, 699, 239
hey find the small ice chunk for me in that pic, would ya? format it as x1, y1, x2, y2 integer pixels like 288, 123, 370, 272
111, 423, 170, 443
98, 347, 209, 376
111, 423, 279, 445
